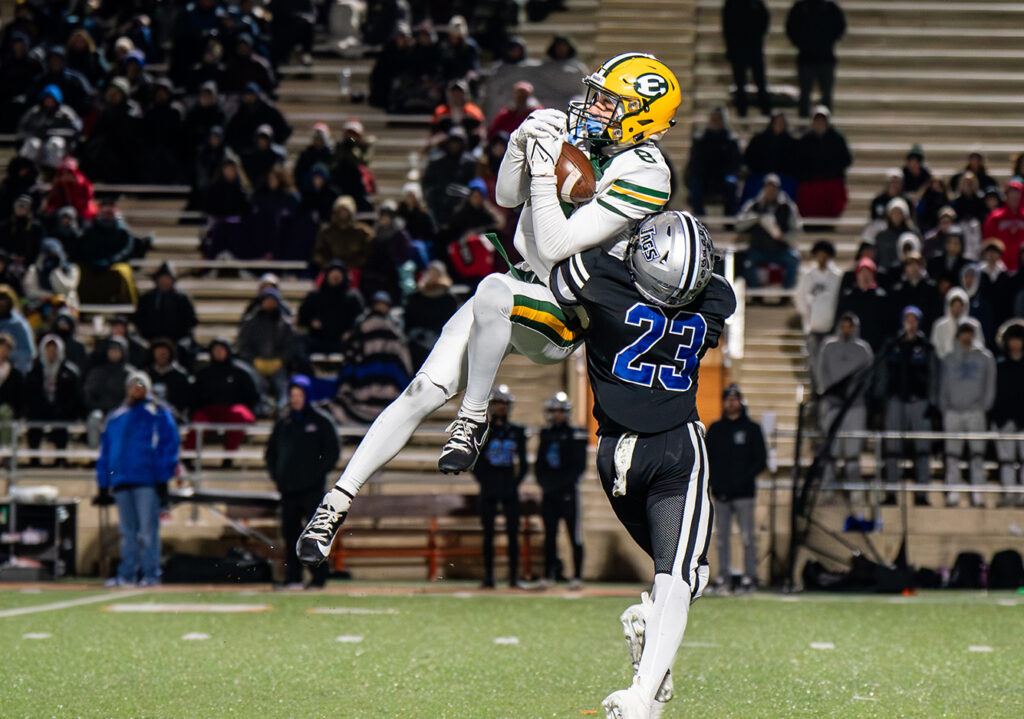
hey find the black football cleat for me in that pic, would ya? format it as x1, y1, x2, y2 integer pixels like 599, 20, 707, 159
437, 416, 489, 474
296, 487, 352, 566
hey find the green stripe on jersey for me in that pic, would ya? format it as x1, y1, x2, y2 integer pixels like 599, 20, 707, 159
612, 178, 669, 199
596, 197, 630, 218
607, 190, 663, 211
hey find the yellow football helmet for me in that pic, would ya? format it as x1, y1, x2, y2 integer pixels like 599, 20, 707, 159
568, 53, 681, 148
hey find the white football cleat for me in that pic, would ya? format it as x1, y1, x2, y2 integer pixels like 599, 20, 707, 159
603, 684, 650, 719
620, 593, 674, 703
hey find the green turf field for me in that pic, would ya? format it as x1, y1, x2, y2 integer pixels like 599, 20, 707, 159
1, 585, 1022, 718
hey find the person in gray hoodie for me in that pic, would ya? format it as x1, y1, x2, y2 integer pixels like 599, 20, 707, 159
817, 312, 873, 498
930, 286, 983, 359
939, 322, 996, 507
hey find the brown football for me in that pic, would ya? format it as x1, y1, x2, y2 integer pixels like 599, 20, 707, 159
556, 142, 597, 204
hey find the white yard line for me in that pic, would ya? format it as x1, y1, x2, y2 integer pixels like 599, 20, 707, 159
0, 590, 145, 619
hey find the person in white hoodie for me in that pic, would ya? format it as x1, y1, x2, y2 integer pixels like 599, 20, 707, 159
939, 322, 996, 507
930, 287, 983, 359
796, 239, 841, 391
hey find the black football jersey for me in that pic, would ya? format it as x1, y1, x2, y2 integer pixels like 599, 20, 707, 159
550, 248, 737, 436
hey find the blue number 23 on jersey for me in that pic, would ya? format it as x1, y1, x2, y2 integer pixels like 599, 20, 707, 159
611, 302, 708, 392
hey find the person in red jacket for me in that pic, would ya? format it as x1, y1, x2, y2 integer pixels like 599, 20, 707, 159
42, 156, 97, 222
487, 81, 540, 140
982, 179, 1024, 271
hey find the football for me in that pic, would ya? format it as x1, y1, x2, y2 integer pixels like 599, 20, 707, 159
556, 142, 597, 204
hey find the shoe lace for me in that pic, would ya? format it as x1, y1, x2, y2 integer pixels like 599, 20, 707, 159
444, 418, 476, 451
306, 507, 343, 539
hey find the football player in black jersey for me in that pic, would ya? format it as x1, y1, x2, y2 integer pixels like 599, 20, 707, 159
550, 211, 736, 719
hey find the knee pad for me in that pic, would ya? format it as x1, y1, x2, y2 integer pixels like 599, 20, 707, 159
471, 274, 515, 320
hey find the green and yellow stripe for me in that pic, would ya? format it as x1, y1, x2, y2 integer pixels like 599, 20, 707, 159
511, 295, 582, 349
607, 180, 669, 211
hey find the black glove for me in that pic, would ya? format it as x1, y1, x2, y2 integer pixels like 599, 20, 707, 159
91, 488, 115, 506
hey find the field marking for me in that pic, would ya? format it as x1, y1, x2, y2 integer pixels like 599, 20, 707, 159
19, 588, 41, 594
494, 636, 519, 645
853, 695, 878, 702
308, 607, 398, 615
681, 641, 722, 648
996, 599, 1018, 606
22, 632, 52, 639
810, 642, 835, 650
104, 602, 271, 613
182, 632, 210, 641
336, 635, 363, 643
0, 590, 144, 619
968, 645, 993, 652
452, 592, 474, 598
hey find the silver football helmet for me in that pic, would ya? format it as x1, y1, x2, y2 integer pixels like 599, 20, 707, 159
543, 391, 572, 414
489, 384, 515, 405
625, 211, 715, 307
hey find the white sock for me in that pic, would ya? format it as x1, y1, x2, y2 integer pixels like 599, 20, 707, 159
459, 274, 513, 422
334, 374, 447, 496
635, 572, 691, 705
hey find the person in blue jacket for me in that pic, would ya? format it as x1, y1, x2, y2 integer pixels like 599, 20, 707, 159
93, 371, 180, 587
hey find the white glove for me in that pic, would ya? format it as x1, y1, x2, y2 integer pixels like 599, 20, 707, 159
527, 133, 561, 177
509, 108, 568, 151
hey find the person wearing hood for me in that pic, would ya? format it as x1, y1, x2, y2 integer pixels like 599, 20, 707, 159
225, 83, 291, 155
793, 106, 852, 218
144, 338, 193, 421
51, 309, 87, 371
300, 163, 337, 225
0, 251, 24, 298
441, 176, 501, 249
930, 287, 984, 359
94, 371, 179, 587
0, 32, 44, 132
952, 171, 989, 227
835, 257, 890, 353
248, 166, 301, 258
143, 79, 186, 184
28, 46, 93, 117
84, 335, 135, 447
0, 194, 44, 270
879, 305, 939, 504
76, 197, 138, 305
487, 81, 540, 141
222, 33, 275, 95
16, 84, 83, 141
481, 37, 539, 121
706, 385, 766, 593
108, 49, 155, 107
939, 322, 995, 507
361, 201, 415, 304
992, 323, 1024, 507
312, 195, 373, 271
294, 123, 334, 195
741, 111, 798, 204
686, 106, 742, 216
0, 156, 41, 223
785, 0, 845, 117
183, 80, 228, 152
236, 287, 296, 410
889, 253, 942, 336
80, 77, 144, 183
531, 36, 588, 112
0, 285, 34, 373
872, 197, 919, 275
25, 334, 82, 464
983, 180, 1024, 271
438, 15, 478, 82
369, 22, 415, 109
398, 181, 438, 248
266, 374, 340, 589
42, 156, 97, 222
298, 260, 364, 355
736, 173, 802, 288
199, 156, 251, 222
242, 273, 295, 320
430, 79, 486, 150
795, 239, 841, 390
900, 144, 932, 199
817, 313, 873, 499
722, 0, 770, 117
330, 120, 376, 213
22, 237, 80, 318
423, 126, 478, 227
869, 169, 910, 222
185, 39, 226, 95
915, 175, 952, 235
404, 261, 458, 369
187, 338, 260, 456
134, 261, 198, 356
923, 209, 966, 275
240, 124, 287, 192
51, 205, 81, 255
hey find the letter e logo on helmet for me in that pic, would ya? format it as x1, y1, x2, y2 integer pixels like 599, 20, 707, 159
633, 73, 669, 99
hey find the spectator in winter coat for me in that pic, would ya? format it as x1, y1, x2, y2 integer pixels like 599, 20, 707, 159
922, 206, 963, 259
940, 323, 996, 507
298, 260, 365, 355
183, 81, 227, 152
960, 264, 996, 350
991, 322, 1024, 506
17, 84, 83, 141
835, 257, 890, 352
25, 334, 81, 462
438, 15, 479, 82
0, 285, 34, 373
795, 239, 841, 390
742, 111, 798, 203
930, 287, 983, 360
83, 335, 134, 447
42, 157, 97, 223
817, 313, 873, 498
134, 262, 198, 359
952, 171, 989, 227
265, 375, 340, 588
481, 37, 539, 121
221, 33, 275, 95
236, 288, 296, 410
65, 29, 106, 87
404, 261, 458, 369
91, 316, 148, 372
686, 107, 742, 216
531, 36, 590, 112
0, 195, 44, 270
736, 174, 802, 288
145, 338, 193, 421
487, 81, 539, 141
706, 385, 766, 592
398, 182, 438, 248
312, 195, 374, 271
94, 372, 179, 587
369, 23, 415, 109
22, 238, 80, 327
28, 47, 93, 117
950, 150, 995, 196
329, 292, 412, 425
794, 106, 851, 218
873, 198, 919, 276
0, 157, 41, 224
0, 251, 23, 298
926, 230, 970, 297
51, 310, 86, 371
878, 306, 939, 503
293, 123, 333, 195
0, 33, 44, 132
240, 124, 287, 192
722, 0, 770, 117
889, 254, 943, 336
247, 167, 301, 258
902, 144, 932, 199
225, 83, 291, 155
300, 164, 338, 225
0, 333, 25, 430
423, 127, 478, 227
200, 157, 251, 220
785, 0, 845, 117
982, 180, 1024, 271
80, 78, 144, 183
76, 198, 138, 305
184, 40, 226, 95
51, 206, 81, 256
187, 338, 261, 454
870, 169, 910, 222
431, 79, 486, 150
534, 393, 587, 587
143, 80, 187, 184
329, 122, 376, 213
